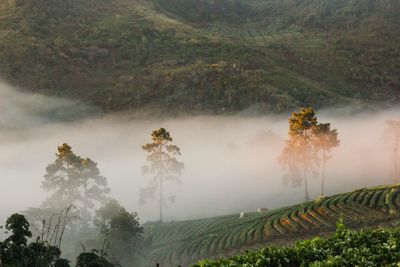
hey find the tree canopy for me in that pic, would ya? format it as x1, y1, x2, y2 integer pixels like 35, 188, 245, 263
280, 107, 340, 199
95, 200, 146, 266
280, 107, 319, 201
0, 213, 69, 267
141, 128, 184, 222
313, 122, 340, 196
41, 143, 110, 223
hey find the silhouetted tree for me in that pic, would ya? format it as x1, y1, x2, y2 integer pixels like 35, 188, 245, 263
141, 128, 184, 222
76, 251, 116, 267
384, 120, 400, 183
0, 213, 70, 267
314, 122, 340, 196
280, 107, 319, 201
4, 213, 32, 247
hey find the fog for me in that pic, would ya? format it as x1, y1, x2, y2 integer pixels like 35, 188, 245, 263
0, 80, 399, 226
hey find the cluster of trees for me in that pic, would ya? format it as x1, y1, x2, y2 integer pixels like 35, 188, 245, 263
279, 107, 400, 201
14, 128, 183, 266
279, 107, 340, 200
2, 109, 400, 266
0, 213, 114, 267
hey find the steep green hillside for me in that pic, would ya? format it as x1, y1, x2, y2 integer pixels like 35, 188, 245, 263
0, 0, 399, 113
146, 184, 400, 266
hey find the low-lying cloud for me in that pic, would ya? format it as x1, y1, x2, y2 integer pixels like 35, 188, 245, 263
0, 80, 399, 225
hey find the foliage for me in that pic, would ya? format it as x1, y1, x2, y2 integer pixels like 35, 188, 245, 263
141, 128, 184, 222
147, 184, 400, 266
95, 200, 147, 266
280, 107, 340, 199
95, 199, 123, 232
76, 251, 115, 267
313, 122, 340, 196
0, 213, 70, 267
280, 107, 319, 201
4, 213, 32, 247
41, 143, 110, 224
0, 0, 399, 114
194, 220, 400, 267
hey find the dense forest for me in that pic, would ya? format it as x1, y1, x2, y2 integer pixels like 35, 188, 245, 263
0, 0, 399, 114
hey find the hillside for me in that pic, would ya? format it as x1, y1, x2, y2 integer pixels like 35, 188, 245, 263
145, 184, 400, 266
0, 0, 399, 114
195, 222, 400, 266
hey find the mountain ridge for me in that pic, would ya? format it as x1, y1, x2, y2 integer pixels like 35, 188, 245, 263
0, 0, 399, 114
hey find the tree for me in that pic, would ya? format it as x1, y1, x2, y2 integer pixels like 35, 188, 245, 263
76, 251, 116, 267
0, 213, 32, 265
41, 143, 110, 226
4, 213, 32, 247
313, 123, 340, 196
95, 199, 123, 232
95, 200, 146, 266
141, 128, 184, 222
279, 107, 318, 201
0, 213, 70, 267
384, 120, 400, 183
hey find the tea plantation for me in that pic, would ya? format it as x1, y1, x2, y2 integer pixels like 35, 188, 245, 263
195, 220, 400, 267
146, 184, 400, 266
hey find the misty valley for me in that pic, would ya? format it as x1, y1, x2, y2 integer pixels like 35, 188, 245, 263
1, 0, 400, 266
1, 82, 400, 266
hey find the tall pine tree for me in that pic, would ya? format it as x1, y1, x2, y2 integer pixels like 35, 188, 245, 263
141, 128, 184, 222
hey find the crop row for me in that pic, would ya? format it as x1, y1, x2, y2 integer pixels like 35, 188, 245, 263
146, 184, 400, 267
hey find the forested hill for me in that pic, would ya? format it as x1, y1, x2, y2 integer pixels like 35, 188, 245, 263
0, 0, 399, 114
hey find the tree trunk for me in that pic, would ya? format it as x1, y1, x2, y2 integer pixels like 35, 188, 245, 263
83, 182, 89, 227
159, 175, 163, 223
321, 152, 326, 196
394, 134, 399, 183
304, 129, 310, 201
304, 171, 310, 201
155, 143, 164, 224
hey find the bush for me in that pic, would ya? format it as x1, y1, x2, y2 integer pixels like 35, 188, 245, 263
195, 220, 400, 267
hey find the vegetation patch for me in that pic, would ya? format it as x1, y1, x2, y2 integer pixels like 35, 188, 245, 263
0, 0, 399, 114
147, 184, 400, 266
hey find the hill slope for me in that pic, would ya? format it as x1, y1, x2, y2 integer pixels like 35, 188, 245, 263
0, 0, 399, 114
146, 184, 400, 266
195, 222, 400, 266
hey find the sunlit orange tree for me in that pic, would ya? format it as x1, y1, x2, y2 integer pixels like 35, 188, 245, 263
141, 128, 184, 223
280, 107, 319, 201
313, 123, 340, 196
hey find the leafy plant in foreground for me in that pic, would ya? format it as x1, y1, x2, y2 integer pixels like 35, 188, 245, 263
194, 218, 400, 267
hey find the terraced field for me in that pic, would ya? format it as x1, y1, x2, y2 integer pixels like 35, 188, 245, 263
145, 184, 400, 267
